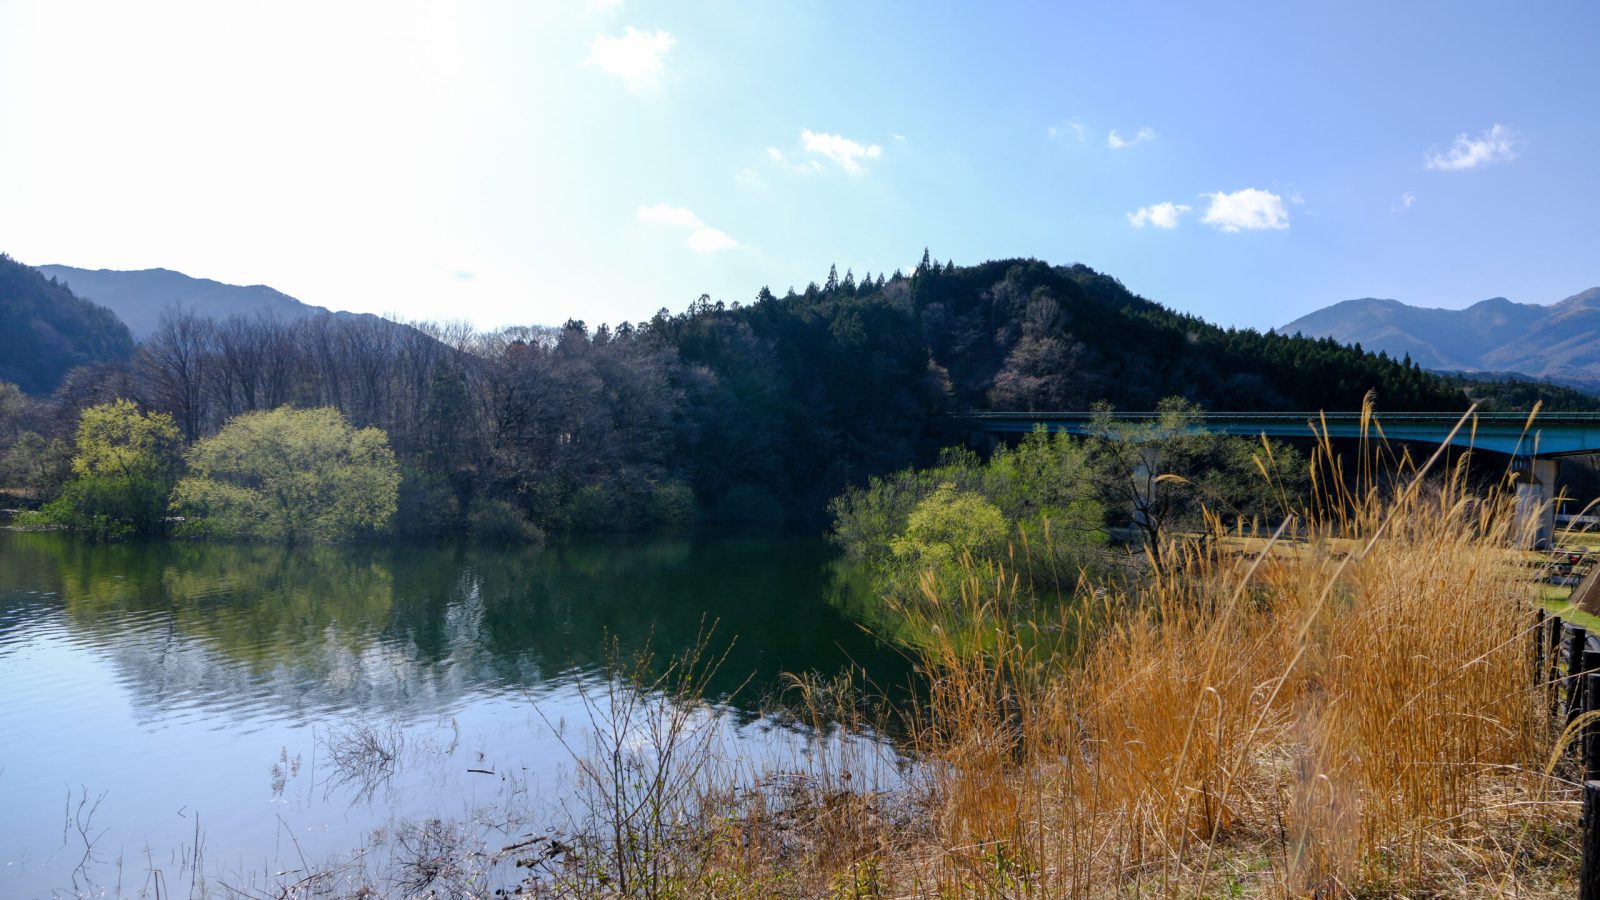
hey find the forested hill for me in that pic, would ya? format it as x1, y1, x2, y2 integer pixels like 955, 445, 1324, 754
621, 256, 1471, 522
0, 254, 134, 393
885, 256, 1465, 412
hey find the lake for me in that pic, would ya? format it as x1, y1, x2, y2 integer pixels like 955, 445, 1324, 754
0, 530, 909, 897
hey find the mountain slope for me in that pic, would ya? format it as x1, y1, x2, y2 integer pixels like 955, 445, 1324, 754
0, 255, 135, 393
34, 264, 331, 340
1282, 289, 1600, 387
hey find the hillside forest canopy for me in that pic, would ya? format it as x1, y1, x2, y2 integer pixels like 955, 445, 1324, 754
1, 252, 1593, 543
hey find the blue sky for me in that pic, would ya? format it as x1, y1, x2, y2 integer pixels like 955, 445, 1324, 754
1, 1, 1596, 331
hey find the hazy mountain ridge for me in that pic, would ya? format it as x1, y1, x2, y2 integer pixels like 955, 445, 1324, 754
1281, 288, 1600, 389
35, 264, 334, 340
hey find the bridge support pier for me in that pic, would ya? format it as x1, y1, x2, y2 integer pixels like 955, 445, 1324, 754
1515, 458, 1560, 548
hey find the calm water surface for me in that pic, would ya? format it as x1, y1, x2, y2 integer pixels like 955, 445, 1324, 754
0, 530, 907, 897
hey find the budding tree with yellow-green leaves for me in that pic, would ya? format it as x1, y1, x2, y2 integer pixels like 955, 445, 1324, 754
22, 398, 183, 538
173, 406, 399, 542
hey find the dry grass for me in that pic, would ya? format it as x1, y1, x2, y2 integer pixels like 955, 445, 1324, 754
840, 411, 1579, 898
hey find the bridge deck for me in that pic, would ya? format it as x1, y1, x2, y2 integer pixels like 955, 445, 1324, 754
960, 411, 1600, 458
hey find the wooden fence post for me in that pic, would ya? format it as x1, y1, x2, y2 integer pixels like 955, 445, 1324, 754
1553, 616, 1568, 717
1583, 781, 1600, 900
1568, 627, 1589, 732
1586, 673, 1600, 782
1555, 615, 1568, 675
1536, 607, 1547, 689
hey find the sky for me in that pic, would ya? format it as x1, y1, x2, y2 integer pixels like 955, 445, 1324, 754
1, 0, 1597, 332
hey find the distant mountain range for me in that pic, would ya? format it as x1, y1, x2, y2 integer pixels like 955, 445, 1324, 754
1281, 288, 1600, 390
35, 264, 332, 341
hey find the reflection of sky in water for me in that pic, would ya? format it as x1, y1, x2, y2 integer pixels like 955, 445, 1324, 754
0, 532, 907, 897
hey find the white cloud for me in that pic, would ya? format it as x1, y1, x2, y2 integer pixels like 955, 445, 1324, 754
1047, 119, 1086, 142
1107, 127, 1156, 149
1396, 191, 1417, 211
734, 168, 767, 192
587, 27, 674, 94
686, 227, 737, 252
1425, 124, 1517, 171
765, 146, 821, 174
637, 203, 736, 252
799, 129, 882, 174
1126, 201, 1190, 229
1200, 188, 1290, 232
635, 203, 701, 228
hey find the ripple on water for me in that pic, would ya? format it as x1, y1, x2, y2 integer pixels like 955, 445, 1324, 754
0, 530, 909, 897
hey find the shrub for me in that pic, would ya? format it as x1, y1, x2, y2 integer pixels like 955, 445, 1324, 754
394, 468, 464, 537
172, 406, 399, 542
890, 483, 1008, 571
645, 480, 698, 531
467, 497, 544, 543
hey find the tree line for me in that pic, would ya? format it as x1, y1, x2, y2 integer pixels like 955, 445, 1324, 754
1, 254, 1570, 540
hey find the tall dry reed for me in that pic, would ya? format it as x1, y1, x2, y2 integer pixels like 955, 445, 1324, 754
892, 409, 1569, 898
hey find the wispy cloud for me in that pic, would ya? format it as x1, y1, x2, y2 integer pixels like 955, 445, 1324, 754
766, 130, 884, 175
1127, 201, 1190, 229
734, 168, 768, 192
587, 27, 674, 94
1107, 127, 1156, 149
1425, 124, 1517, 172
1047, 119, 1086, 142
635, 203, 702, 228
1200, 188, 1290, 232
1394, 191, 1417, 212
686, 228, 737, 252
636, 204, 737, 252
799, 129, 882, 174
766, 146, 820, 174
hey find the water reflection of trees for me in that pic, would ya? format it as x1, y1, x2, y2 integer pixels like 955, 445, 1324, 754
1, 533, 908, 721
